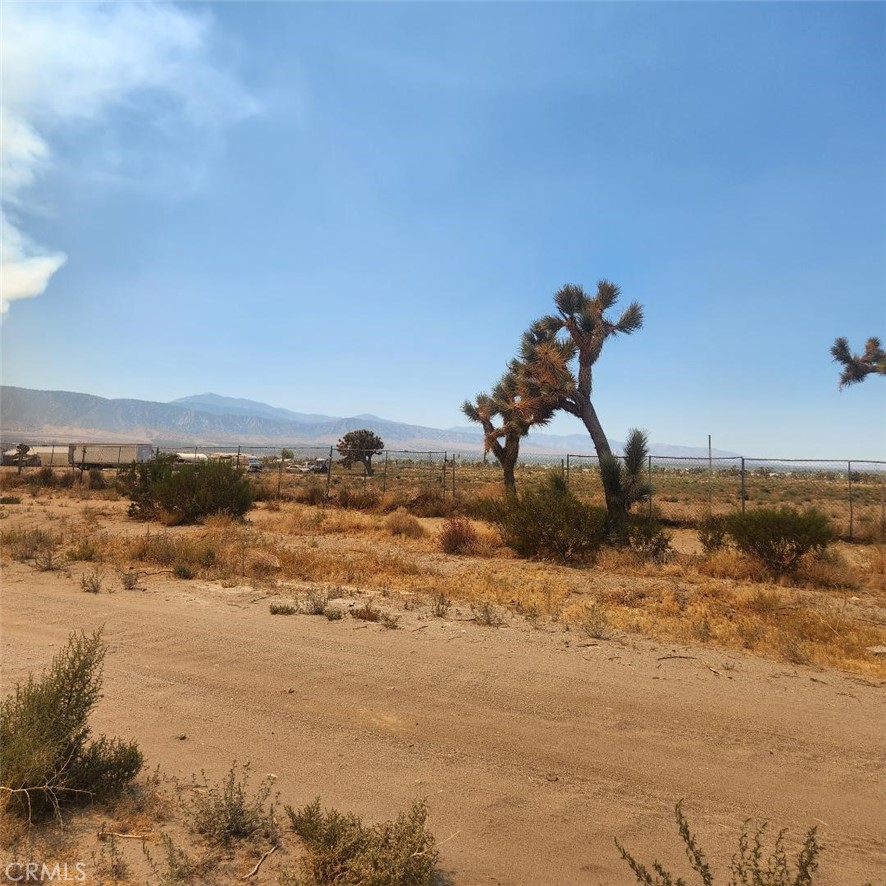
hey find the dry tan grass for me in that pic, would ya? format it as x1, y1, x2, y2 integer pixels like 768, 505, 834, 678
1, 487, 884, 677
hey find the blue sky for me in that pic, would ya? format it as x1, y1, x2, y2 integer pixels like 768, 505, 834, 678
1, 1, 884, 459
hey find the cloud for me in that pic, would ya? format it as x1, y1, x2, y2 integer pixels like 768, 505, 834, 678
0, 1, 256, 316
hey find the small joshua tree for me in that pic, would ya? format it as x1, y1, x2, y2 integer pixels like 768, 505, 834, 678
599, 428, 653, 518
15, 443, 30, 475
337, 429, 384, 476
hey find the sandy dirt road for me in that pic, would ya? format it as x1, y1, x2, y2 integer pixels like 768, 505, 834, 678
2, 562, 884, 884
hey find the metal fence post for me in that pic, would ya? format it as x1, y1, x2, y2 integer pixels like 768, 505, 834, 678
708, 434, 714, 519
382, 450, 389, 493
325, 445, 333, 501
452, 453, 456, 499
881, 467, 885, 540
740, 457, 746, 513
848, 460, 854, 540
648, 455, 653, 518
277, 449, 283, 500
566, 454, 571, 489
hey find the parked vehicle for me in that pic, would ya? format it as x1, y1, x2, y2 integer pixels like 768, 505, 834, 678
286, 457, 328, 474
247, 457, 262, 473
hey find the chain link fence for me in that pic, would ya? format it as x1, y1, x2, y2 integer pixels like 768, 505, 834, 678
3, 441, 884, 540
564, 454, 886, 540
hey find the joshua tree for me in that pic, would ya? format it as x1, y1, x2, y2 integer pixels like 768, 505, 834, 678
599, 428, 652, 517
831, 336, 885, 388
15, 443, 30, 475
462, 365, 558, 493
337, 429, 384, 476
520, 281, 644, 522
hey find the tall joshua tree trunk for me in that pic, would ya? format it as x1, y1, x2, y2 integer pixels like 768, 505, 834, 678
520, 281, 645, 525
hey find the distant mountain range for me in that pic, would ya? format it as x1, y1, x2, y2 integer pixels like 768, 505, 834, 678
0, 387, 740, 458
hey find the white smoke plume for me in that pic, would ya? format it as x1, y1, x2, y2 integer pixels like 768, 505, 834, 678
0, 2, 255, 316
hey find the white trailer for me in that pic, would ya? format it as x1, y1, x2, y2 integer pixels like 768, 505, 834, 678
70, 444, 155, 468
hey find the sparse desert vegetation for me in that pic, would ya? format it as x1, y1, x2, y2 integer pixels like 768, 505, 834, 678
1, 469, 885, 882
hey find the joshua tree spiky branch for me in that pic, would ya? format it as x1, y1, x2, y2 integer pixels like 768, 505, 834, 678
462, 363, 558, 493
831, 336, 886, 388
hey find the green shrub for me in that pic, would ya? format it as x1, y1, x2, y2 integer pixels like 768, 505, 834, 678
37, 466, 58, 488
698, 515, 730, 555
485, 473, 608, 563
625, 518, 672, 563
143, 832, 211, 885
174, 563, 195, 580
438, 516, 478, 554
68, 539, 100, 562
616, 801, 822, 885
184, 762, 276, 847
88, 468, 107, 490
80, 568, 104, 593
0, 630, 142, 821
0, 495, 22, 505
724, 507, 834, 575
270, 603, 298, 615
120, 457, 253, 524
286, 797, 438, 886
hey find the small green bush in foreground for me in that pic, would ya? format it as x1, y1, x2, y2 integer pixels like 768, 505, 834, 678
0, 629, 142, 821
286, 797, 438, 886
616, 801, 822, 886
485, 473, 607, 563
724, 507, 833, 575
184, 762, 276, 847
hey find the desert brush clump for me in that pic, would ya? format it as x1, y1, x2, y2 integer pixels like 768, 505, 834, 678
79, 567, 104, 593
624, 517, 673, 563
183, 762, 277, 847
698, 516, 730, 555
337, 487, 381, 511
438, 516, 478, 554
0, 629, 143, 821
119, 455, 253, 524
351, 601, 382, 622
143, 832, 212, 886
3, 527, 61, 570
616, 801, 822, 886
286, 797, 438, 886
484, 472, 608, 563
723, 507, 834, 576
385, 508, 425, 539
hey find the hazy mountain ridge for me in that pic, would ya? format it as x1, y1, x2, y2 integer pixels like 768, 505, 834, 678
0, 387, 739, 457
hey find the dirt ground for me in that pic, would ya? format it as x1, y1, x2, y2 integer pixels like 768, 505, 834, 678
2, 562, 884, 884
2, 490, 885, 884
